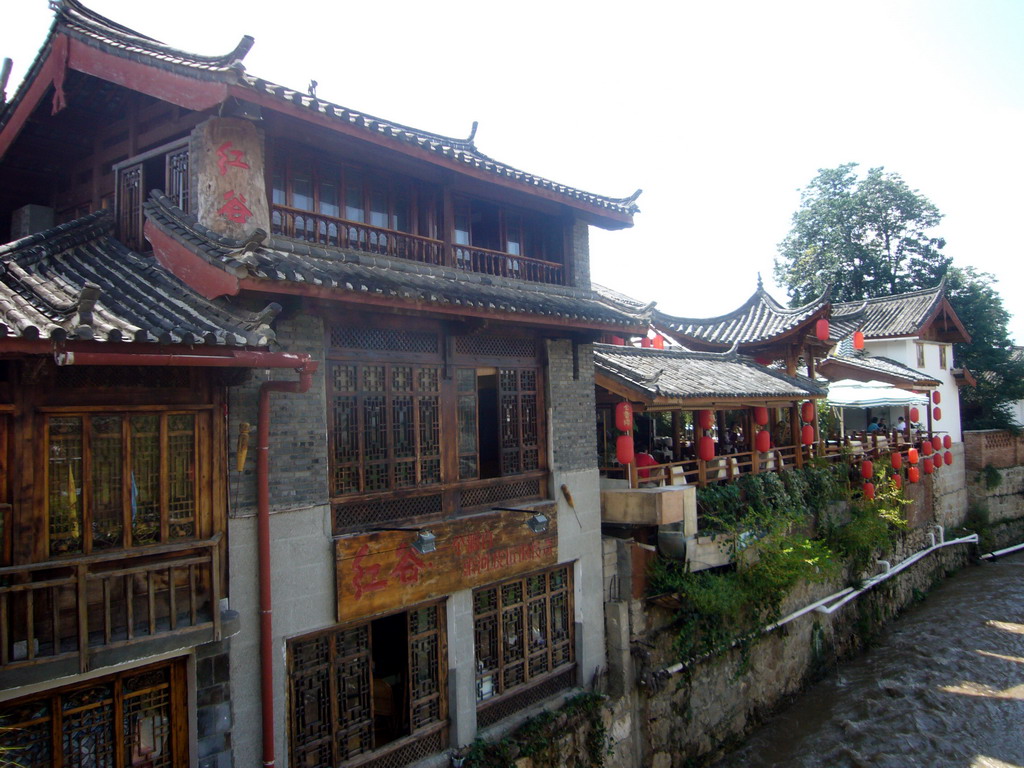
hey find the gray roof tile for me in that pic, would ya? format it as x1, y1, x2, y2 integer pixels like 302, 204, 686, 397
594, 344, 825, 402
0, 211, 275, 347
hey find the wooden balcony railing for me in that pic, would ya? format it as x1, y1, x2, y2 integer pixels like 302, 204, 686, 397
273, 206, 444, 266
0, 534, 222, 673
271, 206, 565, 286
453, 244, 564, 285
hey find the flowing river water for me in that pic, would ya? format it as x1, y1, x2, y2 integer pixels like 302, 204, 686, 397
711, 551, 1024, 768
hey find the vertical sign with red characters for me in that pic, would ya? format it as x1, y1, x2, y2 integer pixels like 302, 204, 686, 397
191, 117, 269, 238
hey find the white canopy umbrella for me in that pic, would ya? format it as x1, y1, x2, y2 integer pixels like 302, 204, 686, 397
826, 379, 930, 408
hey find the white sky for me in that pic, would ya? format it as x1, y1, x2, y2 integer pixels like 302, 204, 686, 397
3, 0, 1023, 341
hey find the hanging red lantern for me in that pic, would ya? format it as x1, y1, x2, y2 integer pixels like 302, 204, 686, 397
908, 466, 920, 483
891, 452, 903, 470
863, 482, 875, 500
698, 410, 713, 431
932, 391, 941, 404
944, 451, 954, 466
753, 406, 769, 426
698, 435, 715, 462
755, 356, 773, 366
933, 407, 942, 421
931, 455, 941, 472
653, 334, 665, 350
755, 429, 771, 453
609, 335, 625, 346
616, 435, 634, 466
893, 474, 903, 490
801, 401, 815, 424
922, 441, 933, 456
853, 330, 865, 350
801, 424, 815, 445
924, 458, 934, 474
910, 407, 920, 423
943, 435, 952, 449
931, 436, 942, 452
615, 402, 634, 432
641, 336, 652, 348
860, 459, 873, 479
907, 448, 919, 464
815, 318, 830, 341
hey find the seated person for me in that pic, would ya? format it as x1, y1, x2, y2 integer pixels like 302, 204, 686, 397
867, 417, 880, 432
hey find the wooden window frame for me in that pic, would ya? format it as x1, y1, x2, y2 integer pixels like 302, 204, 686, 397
473, 564, 575, 706
0, 658, 188, 768
915, 342, 926, 368
113, 138, 189, 251
326, 319, 548, 510
287, 602, 448, 766
271, 148, 428, 237
43, 407, 209, 558
939, 344, 948, 370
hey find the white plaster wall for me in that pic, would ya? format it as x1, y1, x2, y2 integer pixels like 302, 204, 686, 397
555, 467, 606, 690
862, 338, 963, 439
228, 504, 337, 768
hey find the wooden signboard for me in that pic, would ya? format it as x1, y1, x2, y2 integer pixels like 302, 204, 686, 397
335, 506, 557, 623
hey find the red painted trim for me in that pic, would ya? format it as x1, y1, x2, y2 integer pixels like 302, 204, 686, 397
235, 276, 642, 333
67, 38, 228, 111
0, 50, 63, 158
147, 221, 241, 300
231, 85, 635, 229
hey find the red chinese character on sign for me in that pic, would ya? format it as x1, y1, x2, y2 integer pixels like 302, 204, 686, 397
216, 141, 250, 175
352, 544, 387, 600
218, 190, 254, 224
390, 545, 429, 585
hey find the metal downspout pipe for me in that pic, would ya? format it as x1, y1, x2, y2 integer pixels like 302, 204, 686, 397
257, 362, 317, 768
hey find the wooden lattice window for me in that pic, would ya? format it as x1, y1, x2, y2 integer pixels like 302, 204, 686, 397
474, 565, 574, 704
46, 411, 201, 557
457, 367, 541, 480
288, 603, 447, 767
916, 342, 926, 368
0, 659, 186, 767
114, 139, 189, 251
329, 363, 442, 496
939, 344, 948, 370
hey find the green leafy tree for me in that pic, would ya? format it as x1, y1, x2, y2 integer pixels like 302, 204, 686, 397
776, 164, 1023, 430
775, 163, 949, 304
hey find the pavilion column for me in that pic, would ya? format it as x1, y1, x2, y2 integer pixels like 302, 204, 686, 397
790, 403, 804, 468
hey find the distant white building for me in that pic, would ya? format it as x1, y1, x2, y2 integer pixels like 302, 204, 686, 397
821, 281, 973, 440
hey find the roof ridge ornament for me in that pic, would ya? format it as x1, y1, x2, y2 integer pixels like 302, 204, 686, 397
467, 120, 478, 147
75, 282, 100, 329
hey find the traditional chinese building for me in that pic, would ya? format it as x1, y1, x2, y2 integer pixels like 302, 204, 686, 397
0, 2, 641, 767
825, 281, 972, 439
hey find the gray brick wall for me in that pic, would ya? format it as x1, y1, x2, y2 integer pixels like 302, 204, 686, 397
228, 312, 329, 516
570, 219, 591, 290
196, 638, 234, 768
547, 339, 598, 473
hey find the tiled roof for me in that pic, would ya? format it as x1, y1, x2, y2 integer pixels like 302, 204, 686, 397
144, 194, 642, 330
591, 283, 655, 316
594, 344, 826, 402
818, 354, 940, 387
0, 211, 275, 346
2, 1, 639, 220
654, 279, 830, 348
831, 283, 944, 338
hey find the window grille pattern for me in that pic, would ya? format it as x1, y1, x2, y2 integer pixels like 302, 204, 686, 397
454, 335, 538, 358
474, 565, 574, 707
459, 479, 542, 510
165, 146, 190, 213
476, 668, 577, 729
329, 327, 438, 354
333, 493, 444, 532
288, 605, 445, 768
330, 363, 441, 496
499, 369, 540, 475
117, 162, 144, 251
47, 411, 199, 557
0, 662, 181, 768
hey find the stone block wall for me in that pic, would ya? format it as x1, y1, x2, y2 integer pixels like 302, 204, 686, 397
228, 312, 329, 517
570, 219, 591, 290
547, 339, 598, 473
196, 638, 234, 768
